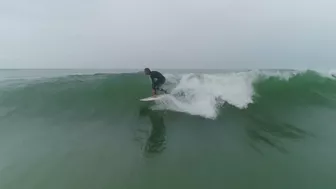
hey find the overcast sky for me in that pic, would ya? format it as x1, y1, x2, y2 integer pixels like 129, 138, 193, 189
0, 0, 335, 69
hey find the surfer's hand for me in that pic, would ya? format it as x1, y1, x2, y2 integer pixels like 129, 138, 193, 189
152, 89, 156, 96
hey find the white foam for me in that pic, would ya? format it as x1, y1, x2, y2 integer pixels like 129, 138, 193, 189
152, 70, 307, 119
152, 72, 257, 119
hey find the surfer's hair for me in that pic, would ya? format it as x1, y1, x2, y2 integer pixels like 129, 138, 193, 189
144, 68, 151, 72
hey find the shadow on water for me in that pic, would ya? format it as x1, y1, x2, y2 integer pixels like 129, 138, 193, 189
138, 105, 167, 155
222, 104, 313, 154
244, 113, 312, 154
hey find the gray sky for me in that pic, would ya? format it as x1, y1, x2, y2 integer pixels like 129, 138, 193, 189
0, 0, 335, 69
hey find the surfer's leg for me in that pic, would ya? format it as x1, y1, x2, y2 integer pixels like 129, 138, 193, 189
153, 80, 160, 94
156, 80, 168, 94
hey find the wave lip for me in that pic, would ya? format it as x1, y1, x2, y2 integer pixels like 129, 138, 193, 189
155, 70, 336, 119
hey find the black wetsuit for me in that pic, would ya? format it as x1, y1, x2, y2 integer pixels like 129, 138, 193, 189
149, 71, 166, 94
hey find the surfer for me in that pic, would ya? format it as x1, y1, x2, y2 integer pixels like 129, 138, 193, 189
144, 68, 167, 96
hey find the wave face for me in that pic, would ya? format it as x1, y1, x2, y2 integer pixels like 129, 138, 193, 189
0, 69, 336, 189
1, 70, 335, 119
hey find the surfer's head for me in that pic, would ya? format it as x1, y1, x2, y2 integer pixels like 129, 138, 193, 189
144, 68, 151, 75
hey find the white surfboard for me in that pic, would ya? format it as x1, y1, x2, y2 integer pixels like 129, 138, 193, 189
140, 94, 166, 101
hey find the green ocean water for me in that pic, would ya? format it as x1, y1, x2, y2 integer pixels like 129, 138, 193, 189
0, 69, 336, 189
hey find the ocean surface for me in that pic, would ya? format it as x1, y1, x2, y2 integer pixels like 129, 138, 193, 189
0, 69, 336, 189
